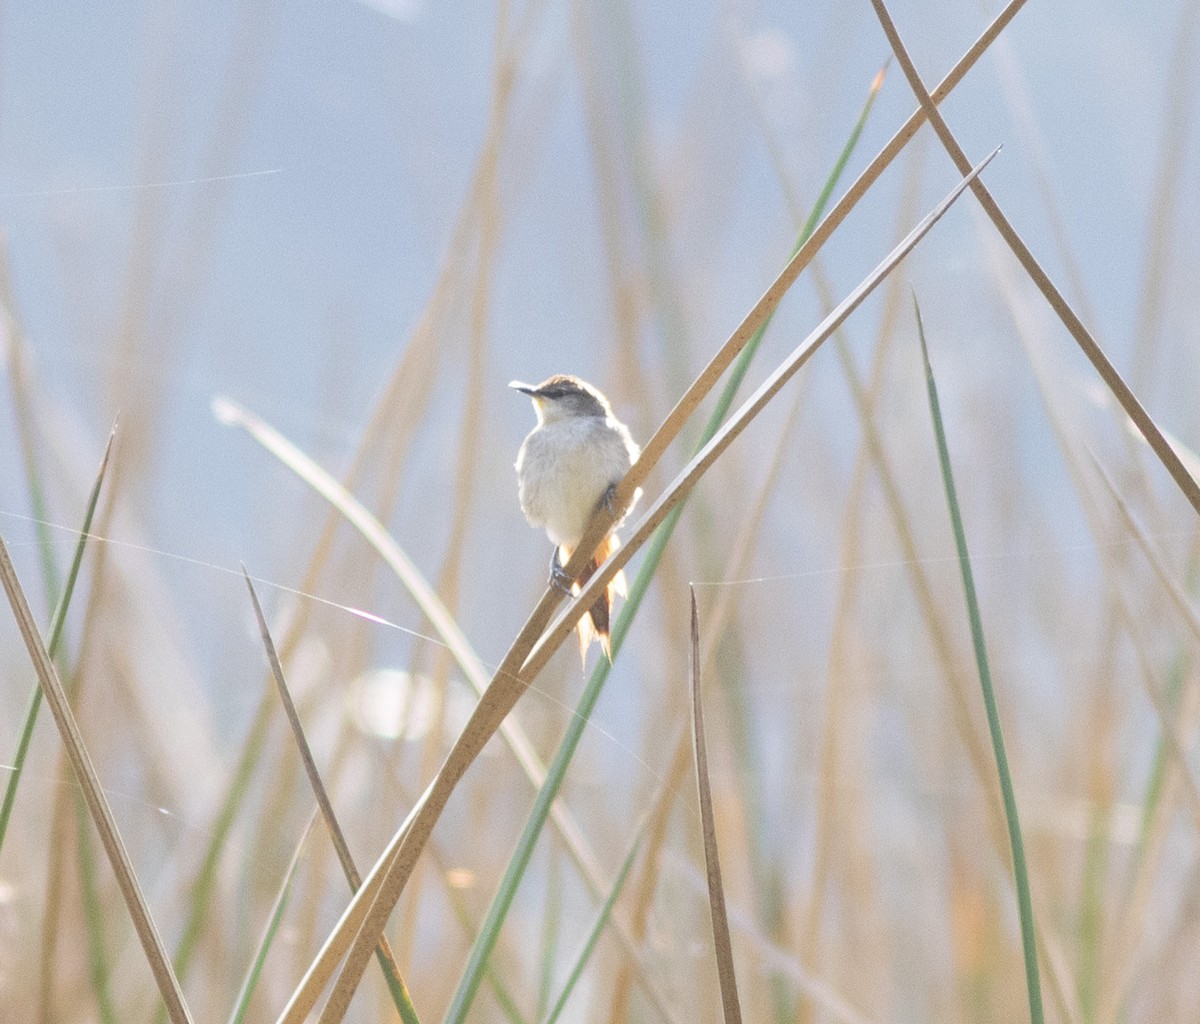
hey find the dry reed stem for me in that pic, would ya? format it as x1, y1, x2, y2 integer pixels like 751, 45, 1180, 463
241, 570, 414, 1005
1088, 458, 1200, 665
1102, 682, 1200, 1024
0, 537, 194, 1024
607, 371, 812, 1024
827, 244, 1087, 1020
688, 591, 744, 1024
571, 0, 650, 417
867, 0, 1200, 518
397, 113, 502, 963
37, 760, 76, 1022
622, 710, 876, 1024
996, 239, 1200, 800
3, 298, 67, 1015
1096, 655, 1200, 1024
383, 767, 534, 1017
1111, 583, 1200, 827
0, 268, 60, 612
833, 326, 1095, 1020
1141, 867, 1200, 1023
916, 297, 1086, 1024
365, 40, 519, 542
350, 0, 539, 516
226, 806, 319, 1024
987, 5, 1193, 549
668, 856, 879, 1024
985, 34, 1100, 329
67, 462, 218, 816
1078, 504, 1200, 918
106, 6, 176, 478
820, 301, 912, 1013
292, 152, 994, 1024
217, 0, 528, 782
792, 155, 923, 1017
720, 73, 907, 1008
292, 724, 348, 966
797, 350, 873, 1018
599, 0, 692, 389
992, 250, 1200, 1024
521, 47, 1031, 955
833, 314, 1002, 805
1128, 0, 1200, 394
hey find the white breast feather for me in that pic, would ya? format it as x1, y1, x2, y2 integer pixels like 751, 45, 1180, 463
516, 417, 638, 547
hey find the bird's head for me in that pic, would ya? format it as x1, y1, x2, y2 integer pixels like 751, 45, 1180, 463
509, 375, 610, 425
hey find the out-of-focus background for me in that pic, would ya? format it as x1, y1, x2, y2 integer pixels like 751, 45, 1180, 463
2, 0, 1199, 1021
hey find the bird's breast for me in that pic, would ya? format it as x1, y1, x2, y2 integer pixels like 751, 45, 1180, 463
515, 419, 633, 547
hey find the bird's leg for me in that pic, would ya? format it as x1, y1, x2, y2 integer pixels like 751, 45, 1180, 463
548, 547, 574, 596
600, 482, 619, 516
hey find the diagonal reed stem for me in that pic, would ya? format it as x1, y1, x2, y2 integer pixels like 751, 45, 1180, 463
0, 535, 196, 1024
868, 0, 1200, 519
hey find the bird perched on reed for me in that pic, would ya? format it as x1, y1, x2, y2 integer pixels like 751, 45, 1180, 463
511, 374, 641, 660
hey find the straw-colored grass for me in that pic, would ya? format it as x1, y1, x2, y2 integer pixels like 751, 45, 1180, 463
2, 2, 1199, 1023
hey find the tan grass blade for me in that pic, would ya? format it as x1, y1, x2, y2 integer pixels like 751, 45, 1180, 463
833, 315, 998, 806
39, 743, 75, 1022
1100, 681, 1200, 1024
386, 198, 493, 970
1, 262, 60, 610
0, 537, 195, 1024
240, 568, 418, 1018
1128, 0, 1200, 392
867, 0, 1200, 518
689, 589, 743, 1024
794, 160, 923, 1016
1086, 460, 1200, 815
570, 0, 647, 409
988, 252, 1188, 1024
373, 766, 534, 1018
1079, 384, 1200, 487
289, 149, 996, 1024
609, 381, 808, 1024
330, 0, 539, 526
993, 236, 1200, 819
1087, 457, 1200, 650
985, 36, 1099, 328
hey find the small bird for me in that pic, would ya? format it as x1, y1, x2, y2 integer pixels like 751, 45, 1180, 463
511, 374, 641, 660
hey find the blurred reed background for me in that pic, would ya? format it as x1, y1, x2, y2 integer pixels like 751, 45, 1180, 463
1, 0, 1199, 1022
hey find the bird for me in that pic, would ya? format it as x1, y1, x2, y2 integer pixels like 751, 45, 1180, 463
511, 374, 641, 660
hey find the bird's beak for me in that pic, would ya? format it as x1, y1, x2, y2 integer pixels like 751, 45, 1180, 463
509, 380, 537, 396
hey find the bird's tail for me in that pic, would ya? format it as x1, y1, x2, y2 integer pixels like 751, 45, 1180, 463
559, 533, 626, 663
